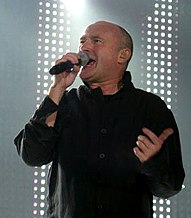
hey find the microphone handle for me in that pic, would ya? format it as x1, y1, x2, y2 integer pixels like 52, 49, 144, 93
49, 61, 77, 75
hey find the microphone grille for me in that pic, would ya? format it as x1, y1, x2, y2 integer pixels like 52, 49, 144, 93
79, 52, 90, 66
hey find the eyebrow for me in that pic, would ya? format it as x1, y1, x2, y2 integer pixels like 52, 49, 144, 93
79, 36, 86, 41
80, 35, 104, 41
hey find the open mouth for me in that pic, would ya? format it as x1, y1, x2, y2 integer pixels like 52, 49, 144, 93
85, 58, 96, 67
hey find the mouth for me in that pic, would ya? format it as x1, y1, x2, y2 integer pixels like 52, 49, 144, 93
83, 58, 96, 68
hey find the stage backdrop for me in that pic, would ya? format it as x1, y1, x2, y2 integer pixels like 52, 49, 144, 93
0, 0, 190, 217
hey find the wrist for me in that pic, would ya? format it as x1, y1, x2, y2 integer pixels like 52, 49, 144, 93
48, 85, 66, 105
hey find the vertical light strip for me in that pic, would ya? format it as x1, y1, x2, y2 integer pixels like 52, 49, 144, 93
33, 1, 71, 217
141, 0, 179, 217
141, 0, 179, 111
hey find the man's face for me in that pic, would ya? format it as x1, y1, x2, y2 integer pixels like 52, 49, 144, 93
78, 22, 123, 84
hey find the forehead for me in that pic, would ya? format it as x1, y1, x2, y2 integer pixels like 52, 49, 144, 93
81, 22, 121, 38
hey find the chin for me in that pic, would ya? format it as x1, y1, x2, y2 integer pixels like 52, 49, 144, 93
79, 69, 94, 81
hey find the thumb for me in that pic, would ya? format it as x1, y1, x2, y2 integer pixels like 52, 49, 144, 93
159, 128, 174, 142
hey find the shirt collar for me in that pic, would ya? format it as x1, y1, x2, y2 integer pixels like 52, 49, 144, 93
82, 71, 134, 93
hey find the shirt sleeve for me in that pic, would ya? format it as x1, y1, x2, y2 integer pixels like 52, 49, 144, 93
14, 96, 60, 167
140, 97, 185, 199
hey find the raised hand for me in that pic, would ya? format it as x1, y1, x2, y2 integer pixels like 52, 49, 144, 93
133, 127, 174, 163
48, 52, 81, 105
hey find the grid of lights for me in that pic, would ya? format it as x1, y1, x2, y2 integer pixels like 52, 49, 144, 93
141, 0, 179, 111
153, 199, 172, 218
33, 1, 71, 217
141, 0, 179, 217
36, 0, 71, 108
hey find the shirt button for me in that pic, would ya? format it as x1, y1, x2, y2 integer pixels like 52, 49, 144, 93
99, 153, 105, 159
100, 128, 107, 134
97, 204, 103, 209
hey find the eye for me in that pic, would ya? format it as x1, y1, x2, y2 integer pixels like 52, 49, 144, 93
80, 38, 86, 44
94, 38, 102, 44
80, 40, 85, 44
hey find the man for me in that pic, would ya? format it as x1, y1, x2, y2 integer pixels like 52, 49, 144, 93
14, 21, 185, 218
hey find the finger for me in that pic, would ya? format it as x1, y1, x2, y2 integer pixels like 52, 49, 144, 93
136, 138, 158, 160
159, 128, 174, 142
72, 65, 81, 74
133, 147, 146, 163
137, 135, 153, 149
136, 140, 149, 153
67, 52, 81, 64
56, 53, 79, 65
142, 127, 160, 145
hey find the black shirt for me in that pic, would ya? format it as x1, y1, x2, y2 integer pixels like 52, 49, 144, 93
14, 71, 185, 218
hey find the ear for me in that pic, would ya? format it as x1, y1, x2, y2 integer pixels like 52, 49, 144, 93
118, 48, 131, 64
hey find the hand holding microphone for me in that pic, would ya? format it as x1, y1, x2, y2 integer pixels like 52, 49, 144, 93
49, 51, 90, 75
48, 52, 89, 105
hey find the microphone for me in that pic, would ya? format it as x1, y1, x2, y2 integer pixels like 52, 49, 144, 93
49, 51, 90, 75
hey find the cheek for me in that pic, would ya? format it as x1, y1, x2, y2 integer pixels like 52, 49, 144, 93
101, 51, 115, 63
104, 55, 118, 67
96, 48, 119, 67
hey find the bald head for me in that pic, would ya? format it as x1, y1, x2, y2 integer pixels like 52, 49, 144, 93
91, 21, 133, 60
